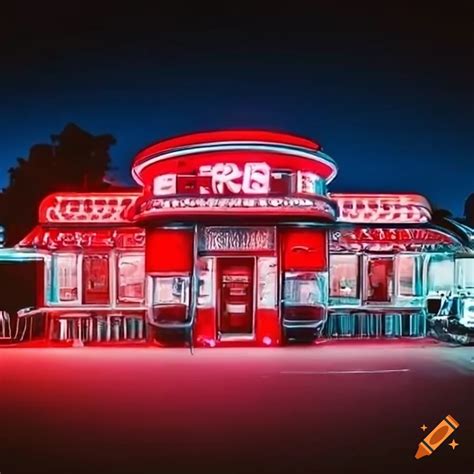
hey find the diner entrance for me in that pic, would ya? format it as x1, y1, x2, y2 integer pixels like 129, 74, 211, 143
217, 257, 255, 339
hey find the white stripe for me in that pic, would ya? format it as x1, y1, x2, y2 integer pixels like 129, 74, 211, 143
279, 369, 410, 375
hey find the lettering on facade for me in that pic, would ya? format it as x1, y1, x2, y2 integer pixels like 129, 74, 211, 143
334, 196, 431, 224
199, 227, 275, 252
330, 228, 458, 252
41, 195, 138, 223
139, 196, 336, 217
22, 229, 145, 250
153, 162, 271, 196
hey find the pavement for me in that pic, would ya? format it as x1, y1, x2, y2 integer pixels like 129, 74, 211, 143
0, 339, 473, 474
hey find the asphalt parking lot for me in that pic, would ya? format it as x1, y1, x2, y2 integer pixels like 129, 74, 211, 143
1, 339, 473, 474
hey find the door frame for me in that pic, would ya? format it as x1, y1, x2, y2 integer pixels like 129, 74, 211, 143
363, 254, 395, 304
216, 255, 257, 341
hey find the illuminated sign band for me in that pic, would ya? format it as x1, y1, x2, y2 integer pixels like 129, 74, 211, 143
330, 194, 432, 224
39, 193, 139, 224
132, 141, 338, 185
18, 227, 145, 250
330, 228, 460, 252
199, 227, 275, 252
135, 196, 337, 219
153, 163, 325, 197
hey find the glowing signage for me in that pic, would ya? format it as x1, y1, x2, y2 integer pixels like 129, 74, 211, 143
153, 162, 271, 196
18, 227, 145, 250
136, 195, 337, 219
330, 228, 460, 252
330, 194, 432, 224
39, 193, 139, 224
199, 227, 275, 252
131, 131, 338, 188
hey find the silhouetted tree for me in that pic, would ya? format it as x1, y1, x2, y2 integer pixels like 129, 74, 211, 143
464, 193, 474, 227
0, 123, 116, 246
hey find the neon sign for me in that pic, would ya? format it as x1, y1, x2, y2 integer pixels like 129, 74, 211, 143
19, 227, 145, 250
136, 196, 337, 219
153, 162, 271, 196
330, 194, 432, 224
330, 228, 460, 252
199, 162, 270, 194
39, 193, 139, 224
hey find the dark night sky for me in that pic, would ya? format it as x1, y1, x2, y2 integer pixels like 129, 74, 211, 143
0, 5, 472, 214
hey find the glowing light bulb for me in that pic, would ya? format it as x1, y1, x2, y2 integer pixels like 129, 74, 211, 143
262, 336, 272, 346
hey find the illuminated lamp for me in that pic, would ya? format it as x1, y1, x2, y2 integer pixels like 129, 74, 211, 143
262, 336, 273, 346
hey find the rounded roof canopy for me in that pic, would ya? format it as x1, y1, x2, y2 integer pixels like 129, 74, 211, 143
131, 129, 337, 186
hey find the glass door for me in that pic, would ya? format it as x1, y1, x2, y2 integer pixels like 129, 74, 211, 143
217, 257, 254, 336
366, 256, 394, 303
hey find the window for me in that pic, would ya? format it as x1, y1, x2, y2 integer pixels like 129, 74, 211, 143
83, 254, 109, 304
257, 257, 277, 309
117, 254, 145, 303
151, 275, 191, 324
456, 257, 474, 290
427, 254, 454, 294
398, 254, 423, 297
329, 254, 359, 299
50, 254, 79, 303
197, 257, 214, 308
152, 276, 190, 306
284, 271, 328, 306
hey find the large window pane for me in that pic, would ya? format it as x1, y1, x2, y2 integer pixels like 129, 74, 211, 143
330, 254, 359, 298
427, 254, 454, 294
117, 254, 145, 303
456, 257, 474, 290
151, 275, 191, 324
398, 255, 422, 297
50, 254, 79, 303
284, 271, 328, 306
153, 276, 190, 305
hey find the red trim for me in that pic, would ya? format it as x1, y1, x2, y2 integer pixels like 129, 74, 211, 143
133, 130, 321, 167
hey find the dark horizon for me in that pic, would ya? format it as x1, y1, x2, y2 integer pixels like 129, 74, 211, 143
1, 6, 472, 215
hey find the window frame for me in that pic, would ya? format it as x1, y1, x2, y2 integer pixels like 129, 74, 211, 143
329, 253, 361, 303
116, 252, 146, 305
48, 252, 82, 306
396, 253, 424, 299
283, 271, 328, 307
425, 253, 455, 295
455, 256, 474, 291
82, 252, 111, 305
364, 255, 395, 304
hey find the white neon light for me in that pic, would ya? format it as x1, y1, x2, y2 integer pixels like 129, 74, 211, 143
132, 142, 338, 185
196, 162, 270, 195
332, 195, 432, 224
137, 196, 337, 217
41, 194, 139, 224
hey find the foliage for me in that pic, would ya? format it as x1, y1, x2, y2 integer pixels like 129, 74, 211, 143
0, 123, 116, 246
